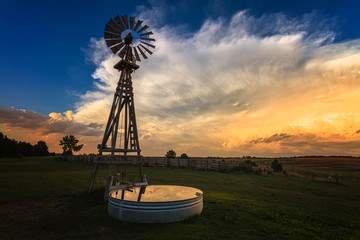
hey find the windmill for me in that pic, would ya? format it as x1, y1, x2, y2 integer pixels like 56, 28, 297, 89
88, 14, 155, 200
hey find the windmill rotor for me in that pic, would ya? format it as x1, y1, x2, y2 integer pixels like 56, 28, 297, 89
104, 15, 155, 62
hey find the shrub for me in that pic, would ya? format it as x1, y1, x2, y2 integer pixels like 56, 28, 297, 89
271, 159, 283, 172
233, 162, 252, 173
255, 168, 262, 175
244, 159, 258, 167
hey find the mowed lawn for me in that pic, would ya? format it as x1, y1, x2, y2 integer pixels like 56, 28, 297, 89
0, 157, 359, 240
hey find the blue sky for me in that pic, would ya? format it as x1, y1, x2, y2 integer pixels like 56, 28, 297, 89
1, 0, 360, 156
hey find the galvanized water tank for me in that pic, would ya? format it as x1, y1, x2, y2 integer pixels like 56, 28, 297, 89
108, 185, 203, 223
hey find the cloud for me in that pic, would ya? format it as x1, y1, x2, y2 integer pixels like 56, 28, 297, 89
249, 133, 294, 144
0, 106, 102, 137
2, 6, 360, 156
221, 112, 360, 156
70, 8, 360, 156
0, 106, 103, 153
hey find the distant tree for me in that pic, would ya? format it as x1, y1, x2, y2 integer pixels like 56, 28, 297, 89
271, 159, 283, 172
0, 132, 50, 158
165, 149, 176, 159
59, 135, 83, 155
17, 141, 34, 157
180, 153, 189, 159
34, 141, 49, 156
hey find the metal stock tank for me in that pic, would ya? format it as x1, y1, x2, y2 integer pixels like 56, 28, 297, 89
108, 185, 203, 223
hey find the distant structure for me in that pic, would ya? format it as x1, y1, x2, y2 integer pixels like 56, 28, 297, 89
88, 14, 155, 200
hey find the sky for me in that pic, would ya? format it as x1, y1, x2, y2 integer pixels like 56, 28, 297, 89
1, 0, 360, 157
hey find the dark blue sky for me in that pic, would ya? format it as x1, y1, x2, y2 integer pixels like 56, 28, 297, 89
1, 0, 359, 115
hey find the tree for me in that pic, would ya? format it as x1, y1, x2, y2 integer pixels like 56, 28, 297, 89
180, 153, 189, 159
0, 132, 50, 158
165, 149, 176, 159
59, 135, 83, 155
34, 141, 49, 156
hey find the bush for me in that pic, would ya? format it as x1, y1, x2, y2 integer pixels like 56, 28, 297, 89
271, 159, 283, 172
255, 168, 262, 175
244, 159, 258, 167
233, 162, 253, 173
232, 160, 262, 175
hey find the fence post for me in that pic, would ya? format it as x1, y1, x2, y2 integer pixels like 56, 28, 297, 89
335, 174, 339, 184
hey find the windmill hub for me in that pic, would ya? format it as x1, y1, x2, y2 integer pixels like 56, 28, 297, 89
122, 30, 141, 47
124, 32, 133, 45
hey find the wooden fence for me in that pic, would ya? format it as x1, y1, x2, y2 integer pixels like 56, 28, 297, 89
146, 157, 240, 172
64, 155, 242, 172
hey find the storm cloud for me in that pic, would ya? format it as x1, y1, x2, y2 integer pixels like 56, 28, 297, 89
0, 106, 102, 137
69, 8, 360, 156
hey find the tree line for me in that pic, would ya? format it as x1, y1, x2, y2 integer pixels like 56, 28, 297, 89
0, 132, 49, 158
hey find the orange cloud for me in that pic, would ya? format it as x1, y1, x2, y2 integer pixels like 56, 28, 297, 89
0, 107, 102, 153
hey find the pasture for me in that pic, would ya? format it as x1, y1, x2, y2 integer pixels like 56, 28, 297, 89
0, 156, 359, 240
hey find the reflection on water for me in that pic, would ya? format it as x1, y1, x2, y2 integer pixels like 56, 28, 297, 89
109, 185, 203, 202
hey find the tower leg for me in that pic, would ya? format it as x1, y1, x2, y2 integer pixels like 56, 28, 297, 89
88, 163, 99, 193
104, 163, 113, 201
91, 59, 146, 199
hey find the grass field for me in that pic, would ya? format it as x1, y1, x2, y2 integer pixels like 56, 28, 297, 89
250, 157, 360, 183
0, 156, 359, 240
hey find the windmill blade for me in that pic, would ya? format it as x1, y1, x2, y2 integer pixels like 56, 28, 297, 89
105, 24, 122, 35
133, 20, 143, 31
107, 18, 124, 32
119, 45, 129, 59
130, 17, 135, 29
140, 37, 155, 42
140, 31, 153, 37
137, 25, 149, 33
110, 43, 125, 54
140, 44, 153, 55
133, 47, 141, 62
121, 15, 129, 29
137, 46, 148, 59
140, 41, 155, 48
114, 15, 126, 30
106, 39, 122, 48
104, 31, 122, 39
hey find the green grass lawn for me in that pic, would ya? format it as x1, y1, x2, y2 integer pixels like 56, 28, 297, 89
0, 156, 359, 240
